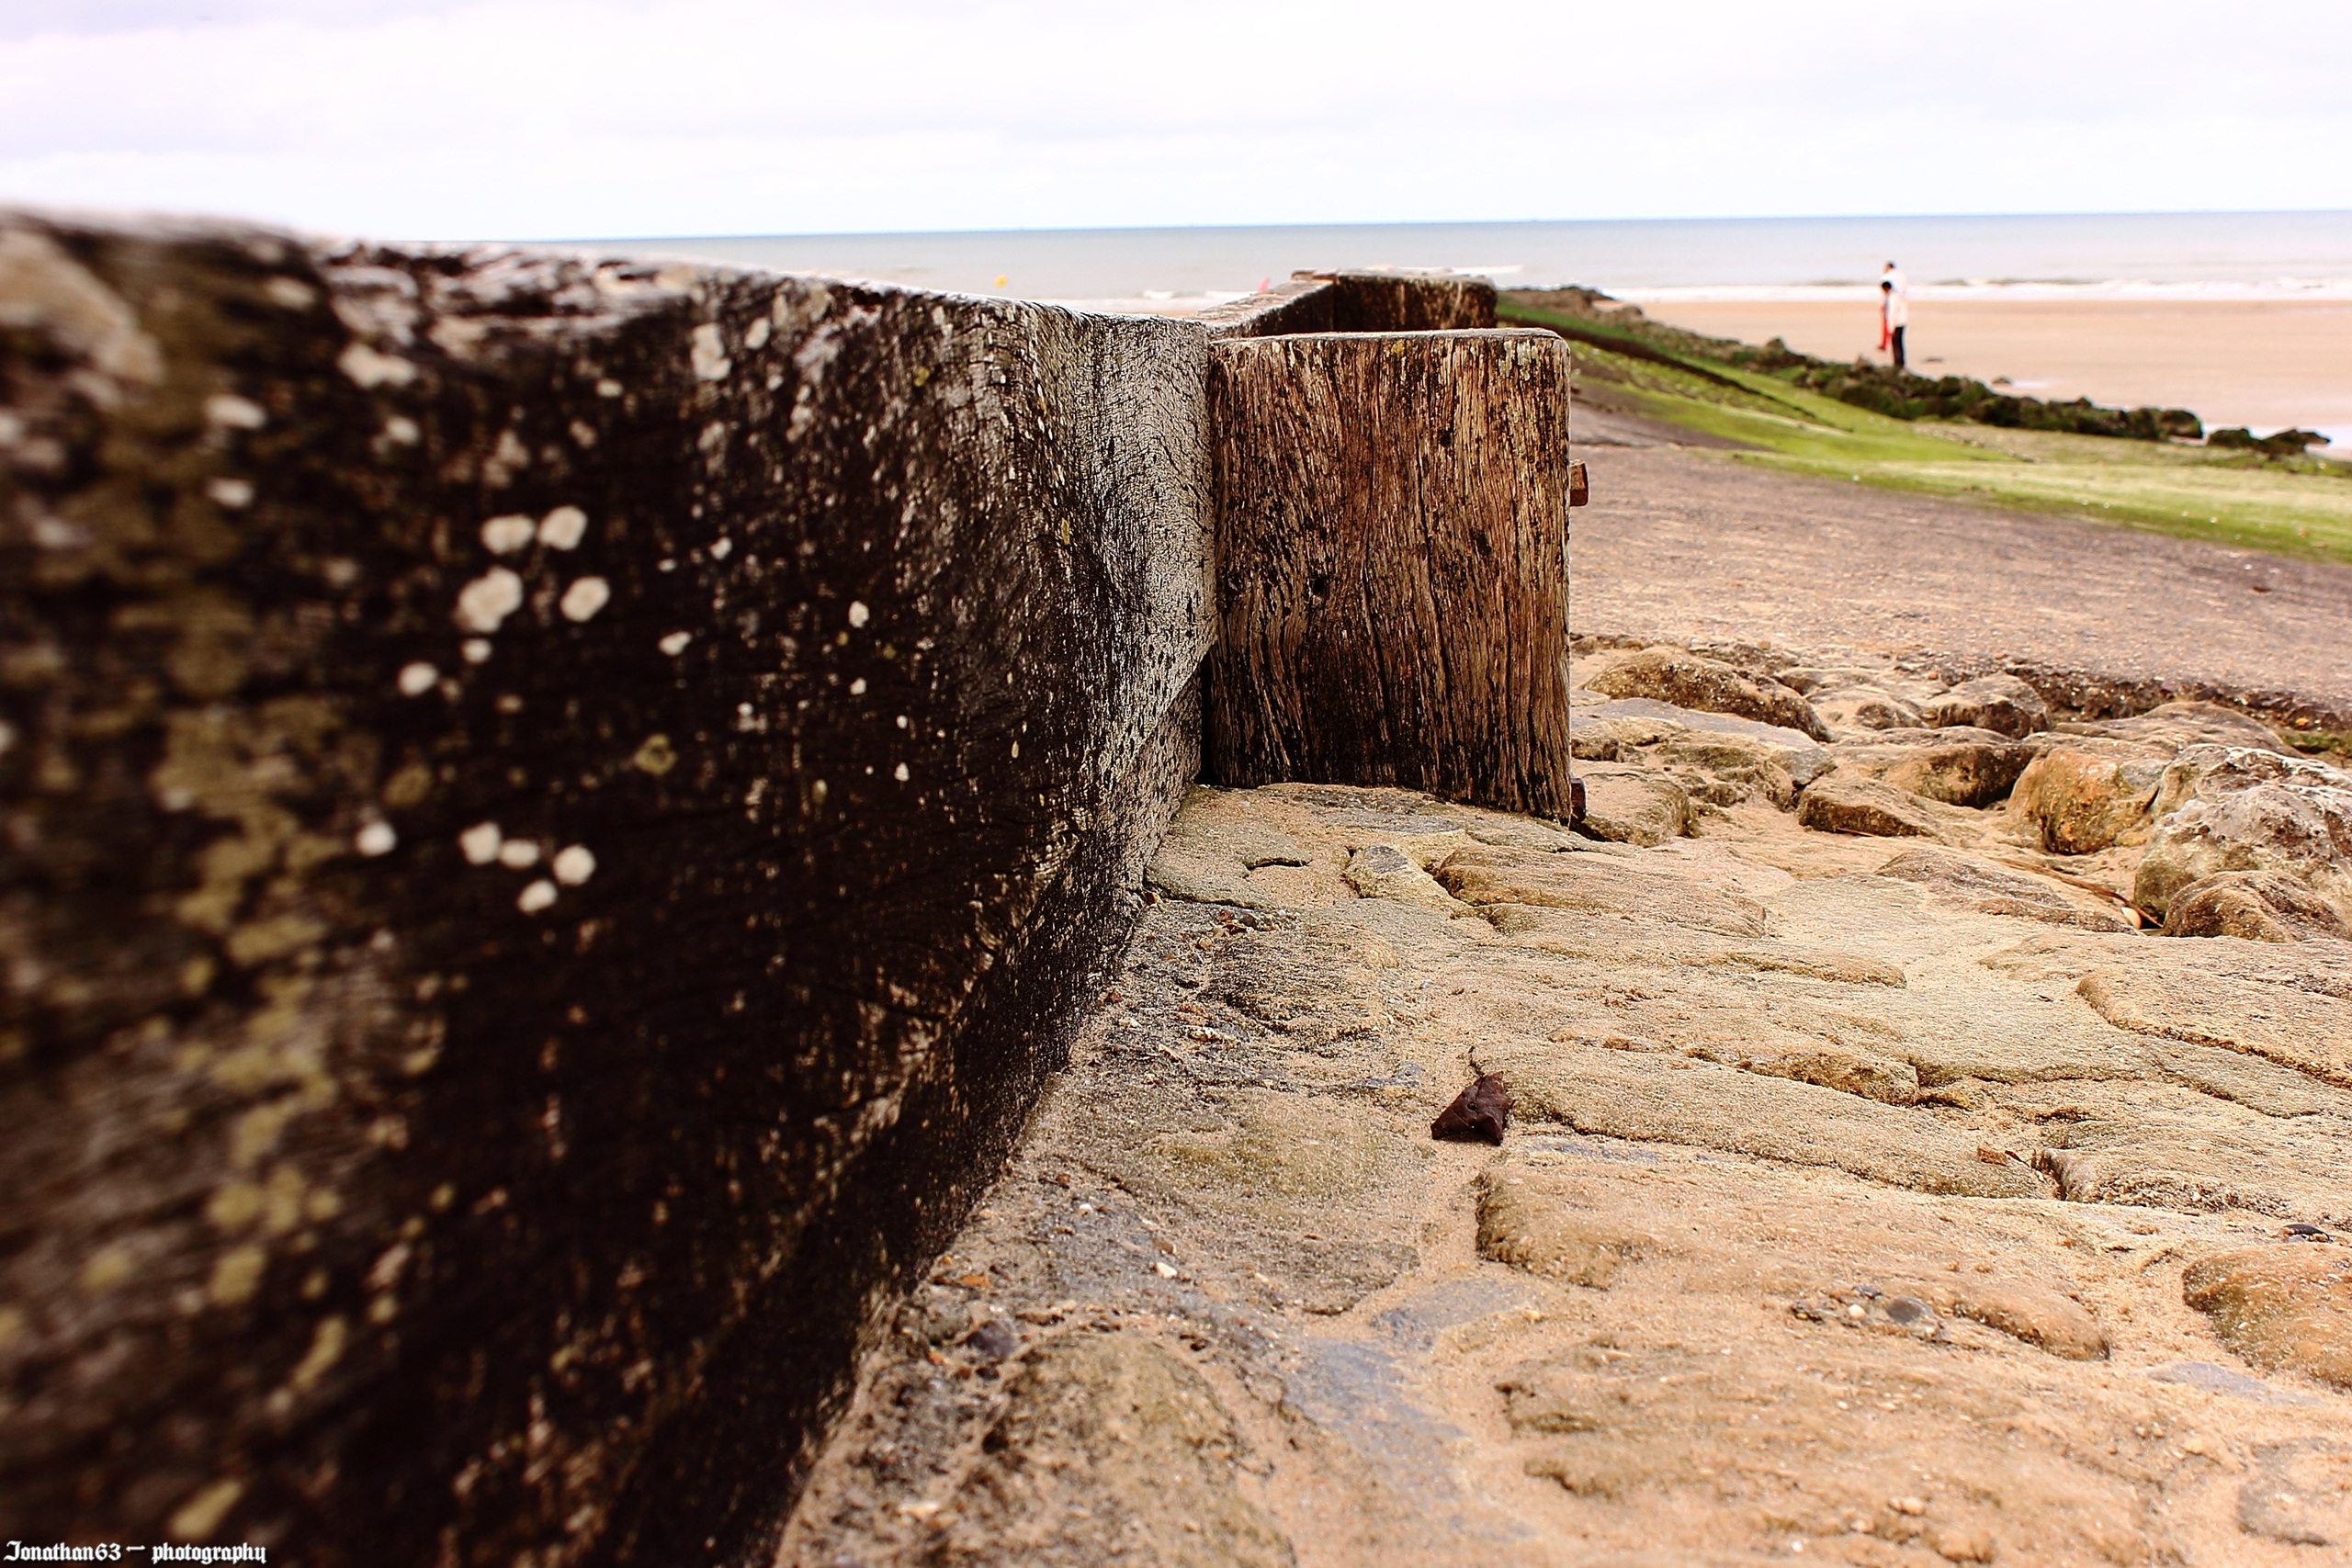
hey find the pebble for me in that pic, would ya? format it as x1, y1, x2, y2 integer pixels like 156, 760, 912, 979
961, 1320, 1018, 1361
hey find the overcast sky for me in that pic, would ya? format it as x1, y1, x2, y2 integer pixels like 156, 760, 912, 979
3, 0, 2347, 240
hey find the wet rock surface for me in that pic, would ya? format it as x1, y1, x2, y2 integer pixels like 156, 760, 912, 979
790, 717, 2352, 1565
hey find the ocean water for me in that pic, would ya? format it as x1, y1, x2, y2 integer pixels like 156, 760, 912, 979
593, 210, 2352, 303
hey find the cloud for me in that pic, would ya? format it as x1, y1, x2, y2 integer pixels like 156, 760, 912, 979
0, 0, 2346, 238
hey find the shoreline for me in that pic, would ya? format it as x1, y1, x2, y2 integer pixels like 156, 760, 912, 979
1629, 296, 2352, 446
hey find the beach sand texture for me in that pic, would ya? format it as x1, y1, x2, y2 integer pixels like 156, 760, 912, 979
1636, 298, 2352, 444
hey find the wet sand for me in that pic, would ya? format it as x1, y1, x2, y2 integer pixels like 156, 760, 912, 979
1634, 298, 2352, 442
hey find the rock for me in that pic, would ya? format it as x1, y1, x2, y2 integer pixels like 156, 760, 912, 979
1916, 1279, 2109, 1360
2059, 699, 2291, 756
2134, 746, 2352, 927
2182, 1247, 2352, 1391
1928, 1524, 1997, 1562
1813, 685, 1927, 732
1476, 1168, 1654, 1287
2238, 1441, 2352, 1548
1921, 674, 2049, 738
1834, 731, 2037, 808
1146, 787, 1319, 909
2075, 962, 2352, 1089
1576, 768, 1690, 846
961, 1318, 1021, 1362
1463, 818, 1581, 855
2011, 746, 2170, 853
1876, 847, 2135, 931
793, 774, 2352, 1568
927, 1335, 1295, 1566
1571, 697, 1833, 784
1343, 843, 1474, 916
1485, 1036, 2046, 1199
1211, 916, 1395, 1046
1147, 855, 1283, 910
1679, 1039, 1921, 1104
1662, 736, 1809, 807
1432, 1073, 1511, 1143
1796, 775, 1944, 839
2163, 871, 2352, 942
1436, 842, 1770, 938
1582, 648, 1831, 741
1323, 808, 1469, 871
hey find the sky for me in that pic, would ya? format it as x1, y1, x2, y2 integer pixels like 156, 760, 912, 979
2, 0, 2348, 241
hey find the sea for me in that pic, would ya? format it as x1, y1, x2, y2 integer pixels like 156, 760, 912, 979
594, 210, 2352, 306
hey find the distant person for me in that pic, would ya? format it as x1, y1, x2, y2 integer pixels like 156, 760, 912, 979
1881, 260, 1909, 372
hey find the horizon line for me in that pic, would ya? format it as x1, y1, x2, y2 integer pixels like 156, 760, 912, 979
525, 208, 2352, 247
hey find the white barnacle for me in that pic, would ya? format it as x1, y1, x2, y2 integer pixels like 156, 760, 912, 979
355, 821, 397, 857
709, 536, 732, 560
744, 318, 772, 351
893, 762, 910, 782
462, 638, 492, 664
459, 822, 503, 864
455, 567, 524, 633
498, 840, 539, 868
690, 323, 731, 382
537, 505, 588, 549
560, 577, 611, 622
658, 631, 691, 656
552, 844, 596, 886
516, 879, 557, 913
382, 415, 420, 446
338, 343, 417, 389
204, 394, 266, 430
847, 601, 870, 629
206, 478, 254, 509
848, 677, 866, 695
595, 378, 623, 399
480, 514, 536, 553
397, 661, 438, 696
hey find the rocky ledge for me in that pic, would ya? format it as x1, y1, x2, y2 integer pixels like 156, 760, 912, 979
784, 639, 2352, 1567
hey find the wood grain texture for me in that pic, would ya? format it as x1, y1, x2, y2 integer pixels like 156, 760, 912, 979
1207, 329, 1573, 817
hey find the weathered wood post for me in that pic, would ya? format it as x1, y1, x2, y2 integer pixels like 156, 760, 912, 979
1205, 328, 1574, 818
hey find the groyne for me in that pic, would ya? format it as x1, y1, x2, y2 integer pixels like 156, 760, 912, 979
0, 215, 1567, 1564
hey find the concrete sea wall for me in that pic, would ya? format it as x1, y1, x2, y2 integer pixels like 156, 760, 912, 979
0, 217, 1555, 1564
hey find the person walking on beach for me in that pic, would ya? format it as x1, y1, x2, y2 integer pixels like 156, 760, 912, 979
1880, 260, 1909, 372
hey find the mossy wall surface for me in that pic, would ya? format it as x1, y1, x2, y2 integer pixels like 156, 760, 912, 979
0, 215, 1214, 1564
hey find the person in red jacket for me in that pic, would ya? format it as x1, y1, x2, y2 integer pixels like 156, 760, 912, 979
1880, 261, 1910, 371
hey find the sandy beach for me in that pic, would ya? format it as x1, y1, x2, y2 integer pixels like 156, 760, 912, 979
1633, 297, 2352, 446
